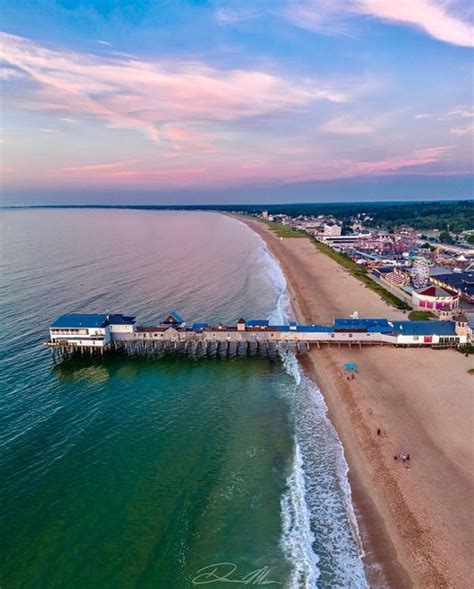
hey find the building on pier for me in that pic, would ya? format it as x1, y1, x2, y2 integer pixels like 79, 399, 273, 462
46, 311, 471, 356
161, 311, 185, 327
49, 313, 135, 348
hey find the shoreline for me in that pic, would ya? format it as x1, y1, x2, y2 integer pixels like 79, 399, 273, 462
238, 215, 474, 589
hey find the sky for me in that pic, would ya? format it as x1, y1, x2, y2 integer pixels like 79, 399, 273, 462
0, 0, 473, 205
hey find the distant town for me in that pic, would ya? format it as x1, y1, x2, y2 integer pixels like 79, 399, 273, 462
253, 208, 474, 319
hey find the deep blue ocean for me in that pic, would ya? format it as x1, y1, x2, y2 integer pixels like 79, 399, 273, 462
0, 209, 367, 588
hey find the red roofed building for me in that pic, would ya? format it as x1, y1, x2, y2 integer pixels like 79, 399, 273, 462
411, 285, 460, 317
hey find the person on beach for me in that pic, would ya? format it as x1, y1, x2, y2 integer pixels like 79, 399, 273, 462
377, 428, 381, 436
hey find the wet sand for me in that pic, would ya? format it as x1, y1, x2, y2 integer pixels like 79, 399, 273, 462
240, 217, 474, 589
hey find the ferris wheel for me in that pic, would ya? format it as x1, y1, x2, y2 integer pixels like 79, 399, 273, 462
411, 256, 430, 288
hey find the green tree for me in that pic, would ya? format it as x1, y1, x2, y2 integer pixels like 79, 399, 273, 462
439, 231, 453, 244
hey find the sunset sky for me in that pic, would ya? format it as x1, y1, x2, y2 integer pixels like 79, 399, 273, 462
1, 0, 473, 204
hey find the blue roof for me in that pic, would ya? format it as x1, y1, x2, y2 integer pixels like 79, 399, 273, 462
278, 325, 332, 333
192, 322, 208, 330
246, 319, 269, 327
165, 311, 184, 323
434, 273, 474, 295
108, 314, 136, 325
51, 313, 135, 328
51, 314, 109, 328
334, 318, 392, 332
391, 321, 457, 336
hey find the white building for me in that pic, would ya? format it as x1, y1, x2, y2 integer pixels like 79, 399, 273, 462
323, 223, 342, 237
49, 314, 136, 347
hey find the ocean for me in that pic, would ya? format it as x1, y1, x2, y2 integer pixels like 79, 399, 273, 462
0, 209, 368, 588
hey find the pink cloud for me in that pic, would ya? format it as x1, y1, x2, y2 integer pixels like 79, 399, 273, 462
59, 162, 132, 173
321, 115, 377, 135
358, 0, 473, 48
345, 146, 452, 174
279, 146, 452, 184
289, 0, 474, 47
0, 32, 348, 143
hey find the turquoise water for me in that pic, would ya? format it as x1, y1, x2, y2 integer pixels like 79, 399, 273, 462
0, 210, 367, 588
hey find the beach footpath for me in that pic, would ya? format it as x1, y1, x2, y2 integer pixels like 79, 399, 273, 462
239, 216, 474, 589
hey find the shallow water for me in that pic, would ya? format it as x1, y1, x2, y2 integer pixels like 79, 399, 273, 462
0, 209, 367, 588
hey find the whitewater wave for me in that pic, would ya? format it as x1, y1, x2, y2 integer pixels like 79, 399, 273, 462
256, 236, 368, 588
281, 359, 368, 589
281, 440, 320, 589
257, 243, 289, 325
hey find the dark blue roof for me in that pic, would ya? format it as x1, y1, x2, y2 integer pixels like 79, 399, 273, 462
192, 322, 208, 330
334, 318, 392, 332
165, 311, 184, 323
246, 319, 269, 327
51, 314, 109, 328
391, 321, 457, 336
434, 273, 474, 295
51, 313, 135, 328
108, 314, 136, 325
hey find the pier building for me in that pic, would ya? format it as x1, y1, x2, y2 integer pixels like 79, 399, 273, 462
49, 314, 136, 348
46, 312, 471, 360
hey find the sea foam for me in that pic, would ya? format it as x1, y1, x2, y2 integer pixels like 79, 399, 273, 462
256, 238, 368, 588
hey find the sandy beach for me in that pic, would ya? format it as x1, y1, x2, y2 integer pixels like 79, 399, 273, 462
240, 217, 474, 588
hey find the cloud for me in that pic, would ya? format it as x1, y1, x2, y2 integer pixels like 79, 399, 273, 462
443, 107, 474, 133
283, 145, 452, 183
450, 123, 474, 136
447, 107, 474, 118
57, 161, 207, 184
287, 0, 356, 36
288, 0, 474, 47
0, 32, 348, 142
358, 0, 474, 47
215, 7, 261, 25
60, 162, 130, 173
345, 146, 452, 175
0, 67, 25, 80
415, 113, 433, 119
321, 115, 377, 135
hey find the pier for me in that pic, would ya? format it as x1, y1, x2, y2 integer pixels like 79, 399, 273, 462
45, 311, 471, 362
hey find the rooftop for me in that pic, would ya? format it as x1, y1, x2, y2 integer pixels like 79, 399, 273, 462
50, 313, 135, 328
415, 286, 457, 298
246, 319, 269, 327
391, 321, 457, 336
433, 272, 474, 295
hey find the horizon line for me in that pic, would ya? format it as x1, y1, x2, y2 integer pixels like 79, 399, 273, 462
2, 198, 473, 211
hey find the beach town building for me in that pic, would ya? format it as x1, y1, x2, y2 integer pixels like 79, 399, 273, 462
319, 234, 372, 249
430, 272, 474, 304
434, 243, 474, 258
49, 314, 136, 348
323, 222, 342, 237
411, 286, 460, 317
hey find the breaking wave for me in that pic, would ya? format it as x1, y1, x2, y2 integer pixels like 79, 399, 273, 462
257, 237, 368, 588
